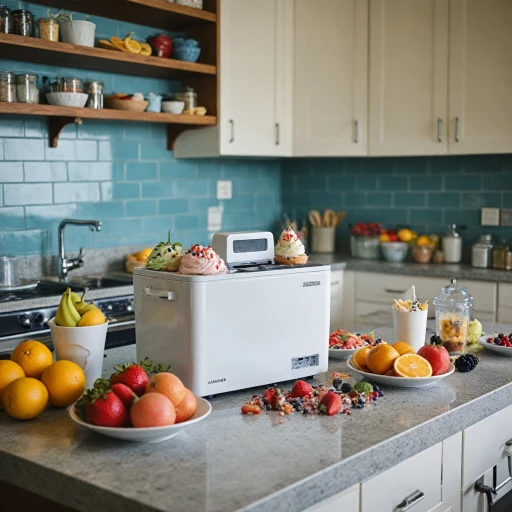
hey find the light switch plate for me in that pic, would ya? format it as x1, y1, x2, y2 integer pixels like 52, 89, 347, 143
501, 209, 512, 227
208, 206, 223, 232
481, 208, 500, 226
216, 180, 232, 200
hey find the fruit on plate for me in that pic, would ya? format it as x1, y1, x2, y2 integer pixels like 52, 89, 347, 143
83, 385, 128, 428
0, 360, 24, 409
366, 344, 400, 375
391, 341, 415, 356
3, 377, 49, 420
393, 354, 432, 378
175, 389, 197, 423
130, 393, 176, 427
146, 372, 186, 406
329, 329, 383, 349
111, 362, 150, 397
11, 339, 53, 379
318, 391, 342, 416
147, 34, 172, 58
354, 347, 371, 371
417, 339, 450, 376
111, 383, 138, 408
41, 360, 86, 407
289, 380, 313, 398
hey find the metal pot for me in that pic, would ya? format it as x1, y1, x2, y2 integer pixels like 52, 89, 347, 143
0, 255, 20, 287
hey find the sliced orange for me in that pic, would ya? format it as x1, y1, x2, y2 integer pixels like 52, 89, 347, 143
354, 347, 371, 370
124, 37, 141, 54
139, 42, 152, 56
98, 39, 122, 51
386, 368, 397, 377
366, 344, 400, 375
110, 36, 129, 52
394, 354, 432, 378
391, 341, 415, 356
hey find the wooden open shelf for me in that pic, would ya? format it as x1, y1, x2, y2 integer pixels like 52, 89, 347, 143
26, 0, 216, 31
0, 34, 216, 79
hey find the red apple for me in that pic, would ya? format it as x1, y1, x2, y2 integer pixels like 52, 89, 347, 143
417, 344, 450, 376
147, 34, 172, 58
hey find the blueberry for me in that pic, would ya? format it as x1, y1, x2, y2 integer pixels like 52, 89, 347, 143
341, 383, 352, 393
378, 391, 384, 397
296, 407, 303, 413
499, 333, 504, 339
358, 397, 365, 404
373, 385, 381, 392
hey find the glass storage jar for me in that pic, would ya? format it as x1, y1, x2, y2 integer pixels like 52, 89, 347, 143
15, 73, 38, 104
12, 9, 33, 36
173, 86, 197, 111
0, 5, 12, 34
38, 18, 59, 42
59, 77, 83, 93
433, 278, 473, 355
493, 240, 510, 270
0, 70, 16, 102
85, 81, 103, 109
471, 234, 493, 268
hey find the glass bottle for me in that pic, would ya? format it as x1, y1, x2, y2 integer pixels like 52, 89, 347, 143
493, 240, 509, 270
433, 278, 473, 355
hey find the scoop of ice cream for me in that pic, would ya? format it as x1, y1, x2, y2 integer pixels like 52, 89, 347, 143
178, 245, 227, 275
145, 232, 184, 271
275, 226, 306, 258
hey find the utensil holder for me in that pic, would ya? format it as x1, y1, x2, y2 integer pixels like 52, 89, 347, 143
311, 226, 335, 253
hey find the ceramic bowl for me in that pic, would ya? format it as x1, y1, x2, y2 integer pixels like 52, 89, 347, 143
172, 46, 201, 62
46, 92, 88, 108
411, 245, 434, 263
104, 99, 149, 112
162, 100, 185, 114
479, 334, 512, 356
381, 241, 409, 262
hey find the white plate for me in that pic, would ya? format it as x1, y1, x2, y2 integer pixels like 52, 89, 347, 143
329, 347, 358, 360
346, 359, 455, 388
479, 334, 512, 356
69, 397, 212, 443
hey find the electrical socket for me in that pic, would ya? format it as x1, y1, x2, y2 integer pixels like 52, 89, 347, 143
481, 208, 500, 226
207, 206, 223, 232
216, 181, 232, 200
501, 209, 512, 227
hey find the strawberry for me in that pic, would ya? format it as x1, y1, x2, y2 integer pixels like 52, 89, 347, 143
289, 380, 313, 399
318, 391, 342, 416
111, 383, 138, 408
111, 364, 149, 396
262, 387, 276, 405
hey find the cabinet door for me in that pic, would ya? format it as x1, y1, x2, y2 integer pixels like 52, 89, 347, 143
220, 0, 278, 156
293, 0, 368, 156
369, 0, 449, 156
305, 483, 359, 512
448, 0, 512, 154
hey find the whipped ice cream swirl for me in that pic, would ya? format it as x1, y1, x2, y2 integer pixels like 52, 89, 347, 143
275, 227, 306, 258
178, 245, 227, 275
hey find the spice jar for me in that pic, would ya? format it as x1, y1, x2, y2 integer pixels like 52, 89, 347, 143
493, 240, 510, 270
12, 9, 33, 37
85, 81, 103, 109
59, 77, 83, 93
174, 86, 197, 112
0, 71, 16, 103
433, 278, 473, 355
0, 5, 12, 34
471, 235, 493, 268
38, 18, 58, 42
15, 74, 38, 104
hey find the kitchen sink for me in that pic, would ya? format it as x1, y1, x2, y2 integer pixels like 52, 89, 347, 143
66, 276, 133, 289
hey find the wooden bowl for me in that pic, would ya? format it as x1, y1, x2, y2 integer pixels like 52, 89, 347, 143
105, 99, 149, 112
125, 255, 145, 273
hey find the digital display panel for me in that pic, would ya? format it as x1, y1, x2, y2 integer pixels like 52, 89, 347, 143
233, 238, 268, 253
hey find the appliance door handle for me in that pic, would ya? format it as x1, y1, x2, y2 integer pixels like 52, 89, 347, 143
437, 118, 443, 142
229, 119, 234, 143
275, 122, 280, 145
455, 116, 460, 143
394, 490, 424, 511
144, 288, 176, 301
354, 119, 359, 143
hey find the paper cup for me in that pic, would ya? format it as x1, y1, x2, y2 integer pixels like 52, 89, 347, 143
392, 308, 428, 352
48, 318, 108, 388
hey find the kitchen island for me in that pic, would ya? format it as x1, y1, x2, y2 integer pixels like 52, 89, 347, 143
1, 322, 512, 512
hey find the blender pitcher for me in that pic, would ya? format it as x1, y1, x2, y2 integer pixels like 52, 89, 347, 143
433, 278, 473, 355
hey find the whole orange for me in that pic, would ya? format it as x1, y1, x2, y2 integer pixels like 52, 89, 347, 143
366, 344, 400, 375
391, 342, 415, 356
11, 340, 53, 379
41, 360, 86, 407
0, 360, 25, 409
175, 389, 197, 424
354, 347, 371, 370
146, 372, 186, 406
3, 377, 48, 420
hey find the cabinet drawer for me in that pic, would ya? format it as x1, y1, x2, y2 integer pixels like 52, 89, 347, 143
499, 283, 512, 308
498, 307, 512, 323
361, 443, 442, 512
305, 483, 359, 512
462, 403, 512, 488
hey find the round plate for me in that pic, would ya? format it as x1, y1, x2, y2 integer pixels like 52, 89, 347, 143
479, 334, 512, 356
69, 397, 212, 443
346, 359, 455, 388
329, 347, 358, 360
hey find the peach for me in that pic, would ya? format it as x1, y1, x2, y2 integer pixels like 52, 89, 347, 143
130, 393, 176, 428
146, 372, 186, 406
175, 389, 197, 424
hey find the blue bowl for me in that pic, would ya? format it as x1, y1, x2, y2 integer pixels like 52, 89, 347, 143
173, 38, 199, 48
173, 46, 201, 63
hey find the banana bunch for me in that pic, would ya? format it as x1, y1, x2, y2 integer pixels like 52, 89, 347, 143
55, 288, 106, 327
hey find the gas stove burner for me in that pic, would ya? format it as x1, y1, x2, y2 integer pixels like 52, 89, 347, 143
0, 281, 82, 303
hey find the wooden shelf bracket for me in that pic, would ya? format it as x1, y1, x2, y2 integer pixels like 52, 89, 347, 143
49, 116, 83, 147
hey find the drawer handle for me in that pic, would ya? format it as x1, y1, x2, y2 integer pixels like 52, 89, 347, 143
385, 288, 407, 294
394, 490, 424, 512
144, 288, 176, 301
331, 281, 340, 286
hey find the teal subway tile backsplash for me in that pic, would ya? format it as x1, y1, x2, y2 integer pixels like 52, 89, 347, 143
0, 163, 23, 182
24, 162, 67, 182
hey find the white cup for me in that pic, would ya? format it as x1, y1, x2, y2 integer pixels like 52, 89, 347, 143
392, 308, 428, 352
48, 318, 108, 389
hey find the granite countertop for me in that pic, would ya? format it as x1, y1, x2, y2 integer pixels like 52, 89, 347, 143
1, 321, 512, 512
309, 253, 512, 282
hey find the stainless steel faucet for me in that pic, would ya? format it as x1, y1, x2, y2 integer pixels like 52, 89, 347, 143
58, 219, 102, 281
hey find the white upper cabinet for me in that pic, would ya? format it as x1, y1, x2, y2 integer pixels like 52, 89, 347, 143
293, 0, 368, 156
368, 0, 449, 156
174, 0, 292, 158
448, 0, 512, 155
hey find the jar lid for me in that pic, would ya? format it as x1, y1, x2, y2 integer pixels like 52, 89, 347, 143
0, 5, 11, 12
433, 278, 473, 307
15, 73, 38, 81
0, 70, 15, 80
478, 234, 493, 244
445, 224, 460, 238
12, 9, 32, 15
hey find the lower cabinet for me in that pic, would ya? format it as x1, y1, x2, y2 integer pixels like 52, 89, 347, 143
306, 483, 359, 512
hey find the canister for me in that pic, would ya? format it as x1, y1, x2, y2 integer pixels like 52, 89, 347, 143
442, 224, 462, 263
471, 235, 493, 268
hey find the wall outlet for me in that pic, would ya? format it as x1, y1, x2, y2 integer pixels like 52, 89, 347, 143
208, 206, 223, 232
481, 208, 500, 226
216, 180, 232, 200
501, 209, 512, 227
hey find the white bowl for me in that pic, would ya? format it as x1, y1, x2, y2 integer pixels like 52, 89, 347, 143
329, 347, 358, 360
46, 92, 88, 108
162, 100, 185, 114
479, 334, 512, 356
347, 359, 455, 388
380, 241, 409, 262
69, 396, 212, 443
60, 20, 96, 47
